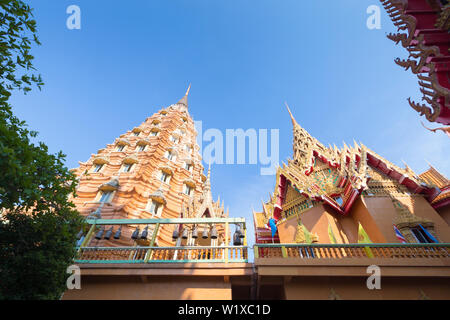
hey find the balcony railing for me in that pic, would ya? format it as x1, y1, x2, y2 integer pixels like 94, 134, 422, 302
75, 245, 248, 264
254, 243, 450, 260
74, 217, 248, 264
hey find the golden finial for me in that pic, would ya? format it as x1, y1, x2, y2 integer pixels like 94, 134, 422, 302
185, 83, 191, 96
284, 101, 297, 125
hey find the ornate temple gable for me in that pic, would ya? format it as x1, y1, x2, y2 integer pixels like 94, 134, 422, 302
267, 106, 372, 217
283, 182, 307, 209
364, 166, 411, 197
360, 144, 441, 201
380, 0, 450, 125
285, 103, 339, 173
264, 104, 438, 222
180, 165, 228, 219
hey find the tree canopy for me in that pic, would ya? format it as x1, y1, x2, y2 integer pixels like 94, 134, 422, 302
0, 0, 82, 300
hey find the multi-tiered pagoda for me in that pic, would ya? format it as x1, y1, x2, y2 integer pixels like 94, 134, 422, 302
70, 86, 229, 247
63, 88, 252, 300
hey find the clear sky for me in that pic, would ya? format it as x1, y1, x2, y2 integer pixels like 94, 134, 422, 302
9, 0, 449, 251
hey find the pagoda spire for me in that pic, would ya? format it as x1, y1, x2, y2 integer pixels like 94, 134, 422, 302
285, 101, 298, 126
176, 83, 191, 109
284, 101, 316, 140
284, 102, 320, 168
205, 162, 211, 192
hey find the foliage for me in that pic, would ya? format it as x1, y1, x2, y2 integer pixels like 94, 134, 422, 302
0, 0, 82, 300
0, 0, 43, 100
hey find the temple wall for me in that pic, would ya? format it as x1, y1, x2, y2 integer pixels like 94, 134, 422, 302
277, 205, 335, 243
436, 206, 450, 226
276, 195, 450, 244
62, 276, 232, 300
349, 196, 389, 243
361, 196, 450, 243
334, 214, 358, 243
283, 276, 450, 300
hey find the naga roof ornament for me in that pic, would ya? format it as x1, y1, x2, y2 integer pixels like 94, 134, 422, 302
380, 0, 450, 126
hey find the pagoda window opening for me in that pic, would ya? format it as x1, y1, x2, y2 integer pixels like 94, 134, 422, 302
183, 184, 193, 196
116, 144, 126, 152
93, 164, 104, 173
160, 171, 171, 184
137, 144, 146, 152
133, 131, 140, 137
150, 130, 159, 137
147, 200, 163, 217
169, 135, 178, 143
99, 191, 113, 203
165, 151, 176, 161
184, 162, 193, 172
122, 163, 134, 173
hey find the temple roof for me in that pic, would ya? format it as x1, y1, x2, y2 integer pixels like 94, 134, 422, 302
265, 104, 439, 220
253, 211, 267, 229
419, 165, 449, 189
419, 165, 450, 208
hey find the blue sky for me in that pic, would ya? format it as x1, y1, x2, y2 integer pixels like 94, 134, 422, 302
9, 1, 449, 250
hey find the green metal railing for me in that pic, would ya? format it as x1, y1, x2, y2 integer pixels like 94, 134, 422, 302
75, 245, 248, 264
74, 217, 248, 264
85, 217, 246, 225
253, 243, 450, 259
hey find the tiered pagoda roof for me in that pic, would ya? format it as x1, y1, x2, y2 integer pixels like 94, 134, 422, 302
71, 86, 230, 248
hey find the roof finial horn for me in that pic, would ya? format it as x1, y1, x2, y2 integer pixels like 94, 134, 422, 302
284, 101, 297, 125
